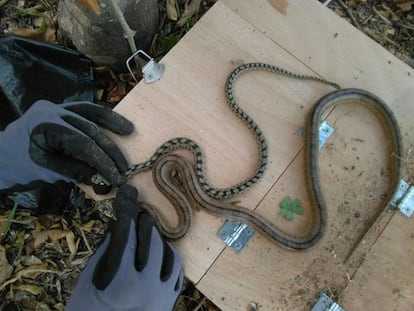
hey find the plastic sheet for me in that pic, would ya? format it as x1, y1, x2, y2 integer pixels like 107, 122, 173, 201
0, 35, 93, 121
0, 35, 93, 212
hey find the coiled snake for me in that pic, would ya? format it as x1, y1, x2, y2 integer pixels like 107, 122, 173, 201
124, 63, 340, 198
97, 63, 403, 251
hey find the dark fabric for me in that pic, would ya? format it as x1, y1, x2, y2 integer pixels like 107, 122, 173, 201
0, 35, 93, 118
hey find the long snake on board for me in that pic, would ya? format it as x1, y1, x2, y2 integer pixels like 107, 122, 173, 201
123, 63, 340, 199
96, 64, 403, 250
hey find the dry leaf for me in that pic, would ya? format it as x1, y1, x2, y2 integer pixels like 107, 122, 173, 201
0, 245, 13, 284
21, 255, 42, 266
80, 220, 95, 232
33, 229, 70, 249
13, 284, 44, 295
177, 0, 201, 27
15, 230, 26, 257
11, 25, 57, 43
66, 231, 78, 255
167, 0, 179, 21
20, 262, 49, 279
11, 27, 40, 38
48, 229, 70, 241
76, 0, 101, 15
33, 231, 50, 248
0, 219, 6, 238
107, 82, 127, 103
392, 0, 413, 11
397, 2, 412, 11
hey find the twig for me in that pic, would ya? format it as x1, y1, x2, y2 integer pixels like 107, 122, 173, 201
0, 269, 62, 291
79, 226, 93, 254
107, 0, 141, 72
192, 296, 206, 311
0, 201, 18, 243
396, 21, 414, 31
372, 6, 392, 25
336, 0, 363, 31
369, 31, 400, 48
177, 0, 202, 27
381, 4, 399, 23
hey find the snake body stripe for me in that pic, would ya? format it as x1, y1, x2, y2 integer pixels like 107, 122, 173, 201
148, 88, 403, 250
124, 63, 339, 200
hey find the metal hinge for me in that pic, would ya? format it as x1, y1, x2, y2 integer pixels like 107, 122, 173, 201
390, 179, 414, 217
217, 221, 255, 253
318, 120, 335, 149
311, 293, 344, 311
300, 122, 414, 218
126, 50, 165, 83
297, 120, 335, 149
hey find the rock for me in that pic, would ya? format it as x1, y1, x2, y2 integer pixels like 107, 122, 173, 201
57, 0, 159, 71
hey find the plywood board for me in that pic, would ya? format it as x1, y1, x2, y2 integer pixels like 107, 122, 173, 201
341, 214, 414, 311
196, 87, 403, 311
108, 1, 343, 282
85, 0, 414, 310
193, 0, 414, 310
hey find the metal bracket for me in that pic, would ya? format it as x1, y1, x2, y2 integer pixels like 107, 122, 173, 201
312, 293, 344, 311
217, 221, 255, 253
126, 50, 165, 83
318, 120, 334, 149
390, 179, 414, 217
297, 120, 335, 149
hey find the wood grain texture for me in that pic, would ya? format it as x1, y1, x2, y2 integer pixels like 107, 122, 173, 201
106, 0, 340, 282
84, 0, 414, 309
341, 214, 414, 311
194, 0, 414, 310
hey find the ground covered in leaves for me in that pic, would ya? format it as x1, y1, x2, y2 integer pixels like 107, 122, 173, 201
0, 0, 413, 310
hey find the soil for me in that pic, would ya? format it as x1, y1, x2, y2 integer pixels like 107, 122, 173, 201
0, 0, 412, 310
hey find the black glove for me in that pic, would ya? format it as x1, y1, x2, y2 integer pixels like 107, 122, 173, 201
0, 100, 134, 191
66, 184, 184, 310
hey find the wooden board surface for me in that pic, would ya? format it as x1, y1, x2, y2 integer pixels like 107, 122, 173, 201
341, 214, 414, 310
193, 1, 414, 310
88, 0, 414, 310
110, 0, 346, 283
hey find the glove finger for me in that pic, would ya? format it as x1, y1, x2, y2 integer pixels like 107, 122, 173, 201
63, 102, 134, 135
135, 210, 157, 271
136, 210, 182, 283
66, 235, 111, 310
92, 184, 138, 290
165, 241, 184, 293
62, 115, 129, 173
31, 123, 126, 185
159, 241, 175, 282
29, 144, 96, 183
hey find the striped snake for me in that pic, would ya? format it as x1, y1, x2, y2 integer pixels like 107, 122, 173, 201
96, 64, 402, 250
123, 63, 340, 199
146, 88, 402, 250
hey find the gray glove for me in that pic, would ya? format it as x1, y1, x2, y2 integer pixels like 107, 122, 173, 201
0, 100, 133, 192
66, 184, 184, 311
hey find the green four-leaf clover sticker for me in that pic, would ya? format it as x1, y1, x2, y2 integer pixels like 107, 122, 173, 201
278, 196, 304, 221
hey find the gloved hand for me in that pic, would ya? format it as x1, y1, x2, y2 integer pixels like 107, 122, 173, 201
0, 100, 134, 192
66, 184, 184, 311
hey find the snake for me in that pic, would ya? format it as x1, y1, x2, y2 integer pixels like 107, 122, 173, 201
142, 88, 403, 251
96, 64, 402, 250
122, 63, 340, 200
